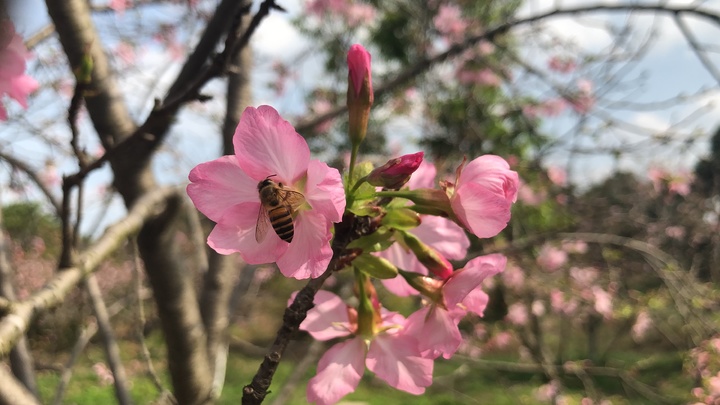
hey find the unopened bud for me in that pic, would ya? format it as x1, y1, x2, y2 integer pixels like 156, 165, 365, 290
347, 44, 373, 147
401, 270, 444, 301
368, 152, 424, 189
400, 231, 454, 280
354, 254, 399, 279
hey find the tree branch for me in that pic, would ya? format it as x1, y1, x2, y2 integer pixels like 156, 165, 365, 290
295, 3, 720, 134
0, 187, 181, 356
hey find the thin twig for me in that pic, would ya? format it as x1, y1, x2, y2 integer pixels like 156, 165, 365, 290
674, 13, 720, 86
130, 239, 169, 396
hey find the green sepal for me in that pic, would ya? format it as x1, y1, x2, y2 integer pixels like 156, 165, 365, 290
347, 227, 395, 252
354, 254, 398, 279
381, 207, 421, 230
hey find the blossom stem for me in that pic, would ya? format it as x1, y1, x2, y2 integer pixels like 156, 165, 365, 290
348, 142, 360, 185
349, 175, 368, 195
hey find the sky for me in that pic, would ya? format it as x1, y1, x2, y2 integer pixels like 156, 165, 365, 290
4, 0, 720, 233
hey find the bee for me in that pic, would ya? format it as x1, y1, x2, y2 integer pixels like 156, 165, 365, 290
256, 176, 306, 243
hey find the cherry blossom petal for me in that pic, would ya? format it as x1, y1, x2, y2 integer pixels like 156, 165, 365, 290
462, 288, 490, 317
307, 337, 366, 405
377, 243, 423, 296
299, 290, 354, 341
404, 306, 462, 359
407, 160, 437, 189
366, 333, 433, 394
412, 215, 469, 260
8, 74, 38, 107
452, 182, 512, 238
378, 242, 427, 275
277, 211, 332, 279
304, 160, 345, 223
444, 254, 506, 308
207, 203, 286, 263
233, 106, 310, 183
380, 275, 418, 297
187, 156, 258, 222
458, 155, 519, 202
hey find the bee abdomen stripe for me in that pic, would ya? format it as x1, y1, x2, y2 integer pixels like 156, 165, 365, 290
270, 217, 293, 228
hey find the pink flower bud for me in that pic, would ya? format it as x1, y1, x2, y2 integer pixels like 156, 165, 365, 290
368, 152, 424, 189
347, 44, 373, 146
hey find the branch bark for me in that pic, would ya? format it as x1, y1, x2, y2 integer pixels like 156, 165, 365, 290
0, 187, 180, 356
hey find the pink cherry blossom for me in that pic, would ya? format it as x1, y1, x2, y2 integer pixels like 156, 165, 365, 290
547, 165, 567, 186
403, 254, 506, 359
379, 160, 470, 295
536, 243, 567, 272
434, 4, 467, 43
457, 68, 502, 87
631, 310, 653, 342
187, 105, 345, 279
345, 3, 376, 27
506, 302, 529, 326
407, 160, 437, 189
570, 78, 595, 113
300, 291, 433, 404
110, 0, 129, 14
448, 155, 519, 238
548, 56, 577, 73
0, 22, 38, 121
592, 286, 613, 319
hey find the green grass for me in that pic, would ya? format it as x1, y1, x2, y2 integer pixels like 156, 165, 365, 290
30, 330, 693, 405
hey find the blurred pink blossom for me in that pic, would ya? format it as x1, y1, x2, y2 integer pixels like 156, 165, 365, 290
592, 286, 613, 319
114, 41, 136, 64
536, 380, 560, 402
457, 68, 501, 87
570, 267, 598, 288
570, 79, 595, 114
110, 0, 129, 14
517, 183, 546, 206
548, 56, 577, 73
531, 300, 546, 316
501, 262, 525, 290
345, 3, 376, 27
536, 243, 567, 272
631, 310, 653, 342
310, 98, 334, 133
0, 22, 39, 120
506, 303, 528, 326
547, 166, 567, 186
92, 362, 115, 385
434, 4, 467, 42
665, 225, 685, 240
40, 160, 60, 188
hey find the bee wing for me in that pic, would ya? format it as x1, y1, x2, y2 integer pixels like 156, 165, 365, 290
255, 204, 271, 243
278, 188, 306, 210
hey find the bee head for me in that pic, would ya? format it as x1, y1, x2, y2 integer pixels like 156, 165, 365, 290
258, 174, 278, 190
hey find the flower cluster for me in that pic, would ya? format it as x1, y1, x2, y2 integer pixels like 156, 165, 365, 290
187, 43, 520, 404
0, 21, 38, 121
